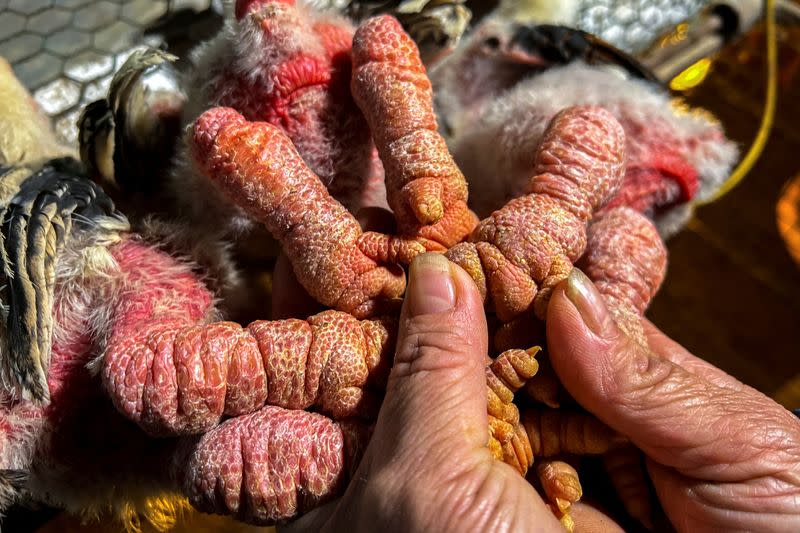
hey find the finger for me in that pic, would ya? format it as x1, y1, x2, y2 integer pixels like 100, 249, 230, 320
546, 269, 800, 478
369, 252, 490, 467
640, 319, 745, 392
570, 502, 625, 533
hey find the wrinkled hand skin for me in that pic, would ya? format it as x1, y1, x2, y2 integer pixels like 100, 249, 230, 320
530, 209, 666, 526
190, 107, 406, 318
173, 405, 369, 525
351, 16, 477, 256
547, 278, 800, 532
102, 239, 396, 436
446, 105, 625, 323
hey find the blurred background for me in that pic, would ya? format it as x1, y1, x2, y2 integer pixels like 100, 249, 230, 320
0, 0, 799, 531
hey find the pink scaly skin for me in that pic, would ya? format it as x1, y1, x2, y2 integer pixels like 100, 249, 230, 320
172, 405, 369, 525
446, 105, 626, 323
578, 206, 667, 344
102, 238, 395, 437
194, 0, 382, 212
0, 237, 377, 524
351, 16, 478, 259
190, 107, 407, 319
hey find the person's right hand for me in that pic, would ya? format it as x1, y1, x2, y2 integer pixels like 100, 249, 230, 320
547, 269, 800, 532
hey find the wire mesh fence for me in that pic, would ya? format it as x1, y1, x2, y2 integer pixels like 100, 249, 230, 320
0, 0, 221, 145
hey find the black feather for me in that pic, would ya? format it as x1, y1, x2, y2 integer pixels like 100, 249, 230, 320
0, 470, 26, 492
0, 158, 120, 402
508, 24, 660, 84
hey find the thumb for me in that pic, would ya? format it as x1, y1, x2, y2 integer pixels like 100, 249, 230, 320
369, 252, 490, 467
546, 268, 777, 472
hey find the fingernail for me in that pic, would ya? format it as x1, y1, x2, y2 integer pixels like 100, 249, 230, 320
407, 253, 456, 316
565, 268, 612, 336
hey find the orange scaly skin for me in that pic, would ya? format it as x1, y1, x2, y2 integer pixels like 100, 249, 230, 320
486, 347, 539, 474
102, 239, 396, 437
446, 106, 626, 323
537, 459, 583, 530
522, 409, 620, 458
190, 107, 406, 319
351, 16, 478, 260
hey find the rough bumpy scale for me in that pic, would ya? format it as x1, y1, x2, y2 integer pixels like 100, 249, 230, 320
485, 347, 539, 473
191, 107, 407, 319
446, 105, 626, 322
102, 237, 397, 435
173, 405, 370, 524
351, 16, 477, 253
188, 12, 477, 319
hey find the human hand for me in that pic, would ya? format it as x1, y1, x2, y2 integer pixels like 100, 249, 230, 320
282, 252, 562, 532
547, 269, 800, 532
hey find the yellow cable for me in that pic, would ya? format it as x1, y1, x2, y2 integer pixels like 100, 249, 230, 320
700, 0, 778, 204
